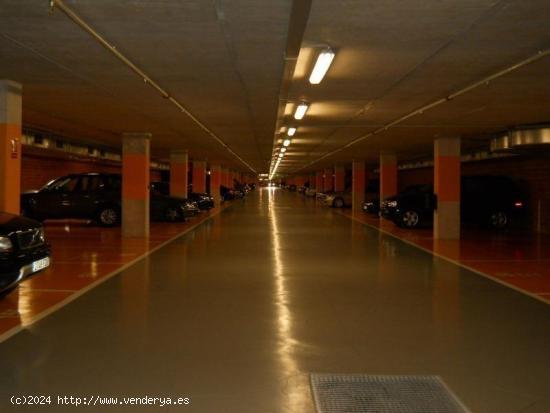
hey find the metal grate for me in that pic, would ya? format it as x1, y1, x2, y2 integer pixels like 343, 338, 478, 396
310, 374, 470, 413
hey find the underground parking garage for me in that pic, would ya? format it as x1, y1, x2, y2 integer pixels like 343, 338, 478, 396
0, 1, 549, 412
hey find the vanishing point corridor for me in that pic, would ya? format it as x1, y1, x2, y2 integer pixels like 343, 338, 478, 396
0, 189, 549, 412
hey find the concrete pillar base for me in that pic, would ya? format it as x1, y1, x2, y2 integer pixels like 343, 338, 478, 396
122, 133, 151, 238
170, 150, 188, 198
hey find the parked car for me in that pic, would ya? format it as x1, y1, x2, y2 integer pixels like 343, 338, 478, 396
305, 188, 317, 197
362, 180, 381, 214
150, 181, 213, 210
188, 192, 215, 210
381, 176, 527, 229
220, 185, 235, 201
316, 190, 334, 201
21, 173, 199, 226
0, 212, 50, 296
324, 191, 352, 208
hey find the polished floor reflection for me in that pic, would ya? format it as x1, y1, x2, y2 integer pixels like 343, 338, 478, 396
0, 189, 549, 412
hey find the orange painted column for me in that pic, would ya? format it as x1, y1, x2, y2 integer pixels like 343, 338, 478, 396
434, 138, 461, 239
210, 164, 221, 205
169, 150, 188, 198
380, 152, 397, 205
122, 133, 151, 237
0, 80, 22, 214
352, 161, 366, 212
324, 168, 333, 192
192, 160, 207, 194
334, 165, 345, 192
316, 170, 324, 192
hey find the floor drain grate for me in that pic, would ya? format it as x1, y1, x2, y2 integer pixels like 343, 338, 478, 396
310, 374, 470, 413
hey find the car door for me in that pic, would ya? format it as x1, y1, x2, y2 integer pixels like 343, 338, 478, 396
68, 175, 102, 218
34, 176, 81, 218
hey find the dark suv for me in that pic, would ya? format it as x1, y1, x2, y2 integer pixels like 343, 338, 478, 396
381, 176, 527, 229
21, 173, 199, 226
0, 212, 50, 296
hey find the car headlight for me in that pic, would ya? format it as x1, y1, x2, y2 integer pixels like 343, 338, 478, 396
386, 200, 398, 207
38, 227, 46, 243
0, 236, 13, 252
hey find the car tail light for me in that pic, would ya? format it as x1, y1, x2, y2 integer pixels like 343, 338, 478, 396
514, 201, 524, 208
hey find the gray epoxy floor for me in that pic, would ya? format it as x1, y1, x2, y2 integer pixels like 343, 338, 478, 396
0, 188, 549, 412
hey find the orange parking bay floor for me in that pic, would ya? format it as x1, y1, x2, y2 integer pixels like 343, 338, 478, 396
0, 205, 229, 341
341, 210, 550, 304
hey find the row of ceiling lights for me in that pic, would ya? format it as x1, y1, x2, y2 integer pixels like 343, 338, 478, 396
269, 48, 336, 180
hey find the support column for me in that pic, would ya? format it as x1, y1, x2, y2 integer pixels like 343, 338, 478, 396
352, 161, 366, 212
434, 138, 461, 239
380, 152, 397, 204
324, 168, 333, 192
334, 165, 345, 192
192, 160, 207, 193
122, 133, 151, 237
210, 164, 222, 205
0, 80, 22, 214
169, 150, 188, 198
221, 168, 229, 188
316, 170, 323, 192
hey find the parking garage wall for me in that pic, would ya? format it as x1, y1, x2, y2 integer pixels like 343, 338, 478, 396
21, 153, 162, 191
397, 155, 550, 233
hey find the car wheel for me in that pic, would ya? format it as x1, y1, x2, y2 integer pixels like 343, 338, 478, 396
490, 211, 509, 229
401, 210, 420, 228
333, 198, 345, 208
164, 206, 183, 222
97, 206, 120, 227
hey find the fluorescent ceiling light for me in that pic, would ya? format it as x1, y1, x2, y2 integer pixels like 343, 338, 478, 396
287, 127, 297, 136
309, 48, 335, 84
294, 103, 309, 120
283, 139, 291, 147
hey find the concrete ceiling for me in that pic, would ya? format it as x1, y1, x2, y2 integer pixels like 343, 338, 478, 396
275, 0, 550, 173
0, 0, 549, 174
0, 0, 292, 172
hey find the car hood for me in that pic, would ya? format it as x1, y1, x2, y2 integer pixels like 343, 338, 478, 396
21, 190, 40, 197
0, 212, 42, 234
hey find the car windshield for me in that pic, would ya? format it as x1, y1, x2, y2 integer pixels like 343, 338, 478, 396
43, 176, 79, 192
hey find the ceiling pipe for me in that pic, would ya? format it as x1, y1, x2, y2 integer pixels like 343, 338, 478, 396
51, 0, 256, 173
294, 48, 550, 172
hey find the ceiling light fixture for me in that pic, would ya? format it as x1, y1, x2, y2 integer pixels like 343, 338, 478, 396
279, 153, 284, 158
280, 147, 287, 153
309, 48, 335, 84
283, 139, 291, 147
287, 127, 297, 136
294, 102, 309, 120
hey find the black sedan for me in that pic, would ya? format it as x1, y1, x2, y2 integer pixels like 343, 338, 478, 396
188, 192, 215, 210
381, 176, 527, 229
21, 173, 199, 227
0, 212, 50, 296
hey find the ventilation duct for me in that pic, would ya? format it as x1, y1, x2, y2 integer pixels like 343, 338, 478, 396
490, 126, 550, 153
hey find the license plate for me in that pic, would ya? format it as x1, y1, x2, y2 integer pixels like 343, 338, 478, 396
32, 257, 50, 273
